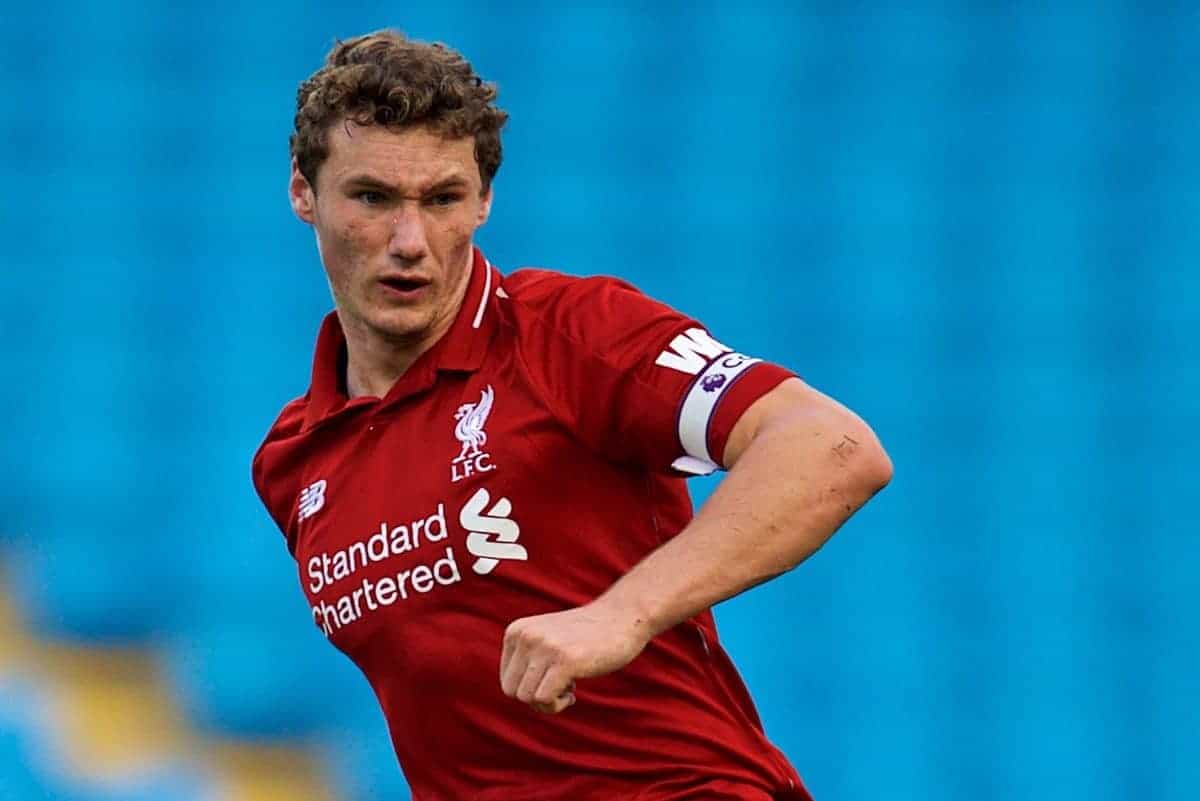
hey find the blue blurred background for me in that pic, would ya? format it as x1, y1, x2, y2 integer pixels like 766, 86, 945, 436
2, 3, 1197, 800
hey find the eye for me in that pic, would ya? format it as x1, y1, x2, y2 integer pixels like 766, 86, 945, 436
356, 190, 387, 206
428, 192, 462, 207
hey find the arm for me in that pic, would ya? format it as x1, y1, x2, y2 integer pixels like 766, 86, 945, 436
500, 377, 893, 713
597, 377, 892, 637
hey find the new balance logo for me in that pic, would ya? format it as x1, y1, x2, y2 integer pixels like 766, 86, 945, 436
460, 487, 526, 575
654, 328, 732, 375
298, 480, 327, 521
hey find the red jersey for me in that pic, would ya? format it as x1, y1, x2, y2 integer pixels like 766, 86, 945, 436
253, 248, 813, 801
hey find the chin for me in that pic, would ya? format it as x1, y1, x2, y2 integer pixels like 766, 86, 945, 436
369, 308, 432, 342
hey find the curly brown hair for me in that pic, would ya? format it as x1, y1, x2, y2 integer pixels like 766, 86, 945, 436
291, 30, 508, 192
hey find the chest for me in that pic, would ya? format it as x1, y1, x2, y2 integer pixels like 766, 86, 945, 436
287, 372, 611, 656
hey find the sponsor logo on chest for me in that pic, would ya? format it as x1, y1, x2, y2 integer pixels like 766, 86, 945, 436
304, 487, 526, 637
452, 385, 498, 482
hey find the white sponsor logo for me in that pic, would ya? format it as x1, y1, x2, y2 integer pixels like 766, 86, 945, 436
654, 328, 733, 375
298, 479, 327, 521
460, 487, 526, 575
452, 385, 497, 482
306, 486, 528, 638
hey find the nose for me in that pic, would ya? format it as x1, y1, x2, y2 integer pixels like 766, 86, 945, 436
388, 205, 429, 262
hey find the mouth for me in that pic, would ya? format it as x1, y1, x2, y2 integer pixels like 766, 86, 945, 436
378, 274, 431, 300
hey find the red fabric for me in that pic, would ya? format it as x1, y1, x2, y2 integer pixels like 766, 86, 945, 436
252, 249, 810, 801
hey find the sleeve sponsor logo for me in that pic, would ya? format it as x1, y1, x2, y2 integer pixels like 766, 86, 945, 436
655, 329, 766, 473
654, 328, 732, 375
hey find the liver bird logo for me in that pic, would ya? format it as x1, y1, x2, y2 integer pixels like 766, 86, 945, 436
453, 385, 494, 462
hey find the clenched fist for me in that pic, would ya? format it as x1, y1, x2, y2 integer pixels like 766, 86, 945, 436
500, 601, 652, 714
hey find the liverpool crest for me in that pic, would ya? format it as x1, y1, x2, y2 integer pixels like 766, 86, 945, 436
452, 385, 497, 482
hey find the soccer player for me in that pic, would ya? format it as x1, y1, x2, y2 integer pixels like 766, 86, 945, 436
253, 30, 892, 801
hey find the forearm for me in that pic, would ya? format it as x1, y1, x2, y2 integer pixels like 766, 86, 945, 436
499, 380, 892, 713
597, 405, 892, 640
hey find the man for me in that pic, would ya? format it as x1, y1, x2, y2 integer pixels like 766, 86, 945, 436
253, 30, 892, 801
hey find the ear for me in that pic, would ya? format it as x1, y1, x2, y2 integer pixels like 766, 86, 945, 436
477, 185, 494, 226
289, 158, 317, 224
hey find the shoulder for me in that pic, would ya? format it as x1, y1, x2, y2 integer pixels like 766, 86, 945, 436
502, 267, 644, 309
251, 395, 311, 533
498, 267, 687, 348
254, 395, 309, 456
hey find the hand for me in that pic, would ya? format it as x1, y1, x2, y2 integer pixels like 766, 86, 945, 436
500, 600, 652, 714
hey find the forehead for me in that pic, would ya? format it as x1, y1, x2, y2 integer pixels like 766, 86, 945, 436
320, 121, 479, 189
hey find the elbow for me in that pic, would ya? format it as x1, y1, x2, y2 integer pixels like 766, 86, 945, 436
864, 442, 893, 494
838, 420, 893, 498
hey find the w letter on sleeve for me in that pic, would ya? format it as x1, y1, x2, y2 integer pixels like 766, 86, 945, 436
654, 328, 733, 375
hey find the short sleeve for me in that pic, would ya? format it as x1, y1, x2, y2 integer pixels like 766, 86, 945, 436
508, 272, 795, 475
251, 397, 309, 552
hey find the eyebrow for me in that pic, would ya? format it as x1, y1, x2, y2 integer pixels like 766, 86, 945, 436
342, 174, 471, 194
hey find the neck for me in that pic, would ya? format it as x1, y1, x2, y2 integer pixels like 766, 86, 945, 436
341, 251, 475, 399
344, 332, 427, 399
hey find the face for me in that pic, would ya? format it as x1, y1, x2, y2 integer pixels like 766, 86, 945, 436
290, 122, 493, 357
